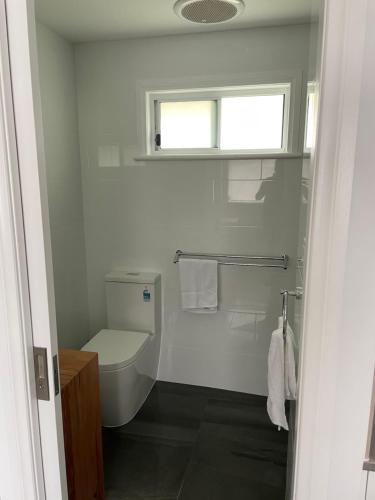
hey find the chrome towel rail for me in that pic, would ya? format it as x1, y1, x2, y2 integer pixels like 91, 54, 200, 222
173, 250, 289, 269
280, 288, 303, 339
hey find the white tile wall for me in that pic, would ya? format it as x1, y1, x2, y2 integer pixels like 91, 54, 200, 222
77, 155, 302, 395
37, 24, 90, 349
75, 25, 311, 395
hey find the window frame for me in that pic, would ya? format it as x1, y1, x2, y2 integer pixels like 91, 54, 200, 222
146, 83, 291, 157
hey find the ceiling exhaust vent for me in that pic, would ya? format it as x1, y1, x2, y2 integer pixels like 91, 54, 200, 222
174, 0, 245, 24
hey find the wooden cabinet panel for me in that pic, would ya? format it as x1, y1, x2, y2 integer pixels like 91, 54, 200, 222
59, 349, 104, 500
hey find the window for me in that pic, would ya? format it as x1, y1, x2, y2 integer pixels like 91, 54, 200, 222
304, 82, 317, 151
147, 83, 291, 155
159, 100, 216, 149
220, 95, 285, 150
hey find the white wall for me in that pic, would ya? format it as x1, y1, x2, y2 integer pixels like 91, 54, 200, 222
37, 23, 90, 349
75, 24, 311, 395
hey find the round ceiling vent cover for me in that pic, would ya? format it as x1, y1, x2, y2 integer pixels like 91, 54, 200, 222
174, 0, 245, 24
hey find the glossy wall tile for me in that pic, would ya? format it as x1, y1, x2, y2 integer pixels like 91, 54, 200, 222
75, 25, 311, 395
77, 156, 301, 395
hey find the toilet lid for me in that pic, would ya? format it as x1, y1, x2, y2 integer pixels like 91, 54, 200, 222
81, 329, 150, 371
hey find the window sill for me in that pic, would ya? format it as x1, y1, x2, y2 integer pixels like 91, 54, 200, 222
134, 152, 309, 162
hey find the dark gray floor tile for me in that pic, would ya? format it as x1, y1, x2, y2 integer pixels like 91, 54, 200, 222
105, 382, 208, 446
103, 433, 193, 499
191, 422, 286, 488
106, 490, 176, 500
203, 398, 288, 444
154, 381, 264, 406
178, 461, 286, 500
103, 382, 287, 500
117, 420, 198, 444
136, 383, 208, 430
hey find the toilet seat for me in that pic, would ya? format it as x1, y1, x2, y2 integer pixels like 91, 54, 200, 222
82, 329, 150, 371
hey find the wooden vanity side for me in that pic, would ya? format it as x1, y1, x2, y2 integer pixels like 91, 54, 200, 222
59, 349, 105, 500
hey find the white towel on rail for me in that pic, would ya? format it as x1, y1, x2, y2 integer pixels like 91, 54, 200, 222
267, 318, 297, 431
267, 327, 289, 430
178, 258, 218, 313
278, 317, 297, 400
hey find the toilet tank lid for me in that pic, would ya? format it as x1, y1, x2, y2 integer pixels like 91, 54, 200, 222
105, 270, 161, 284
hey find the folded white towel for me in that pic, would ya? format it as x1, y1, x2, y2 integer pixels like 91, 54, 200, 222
178, 258, 218, 313
267, 318, 297, 431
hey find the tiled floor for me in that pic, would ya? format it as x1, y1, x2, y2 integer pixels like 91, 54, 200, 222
103, 382, 288, 500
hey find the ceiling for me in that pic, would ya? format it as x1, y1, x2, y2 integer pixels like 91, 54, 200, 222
35, 0, 318, 43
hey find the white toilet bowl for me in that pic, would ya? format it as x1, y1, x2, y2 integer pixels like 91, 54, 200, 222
83, 328, 159, 427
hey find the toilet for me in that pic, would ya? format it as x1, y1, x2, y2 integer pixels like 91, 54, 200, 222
82, 270, 161, 427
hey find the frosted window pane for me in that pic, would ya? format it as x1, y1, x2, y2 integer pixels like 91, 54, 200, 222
305, 91, 316, 150
160, 100, 216, 149
220, 95, 284, 150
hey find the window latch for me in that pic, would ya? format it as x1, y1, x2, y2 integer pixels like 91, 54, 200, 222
155, 133, 161, 147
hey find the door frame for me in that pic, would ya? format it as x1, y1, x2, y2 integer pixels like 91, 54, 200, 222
0, 0, 67, 498
0, 1, 45, 498
0, 0, 372, 498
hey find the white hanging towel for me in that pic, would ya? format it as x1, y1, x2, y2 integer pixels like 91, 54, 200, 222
178, 258, 218, 313
267, 318, 297, 431
278, 317, 297, 400
267, 327, 289, 430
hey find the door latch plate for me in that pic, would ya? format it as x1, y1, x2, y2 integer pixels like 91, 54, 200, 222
33, 347, 50, 401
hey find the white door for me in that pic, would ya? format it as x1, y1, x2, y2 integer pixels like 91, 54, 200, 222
367, 473, 375, 499
292, 0, 375, 498
0, 0, 67, 498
